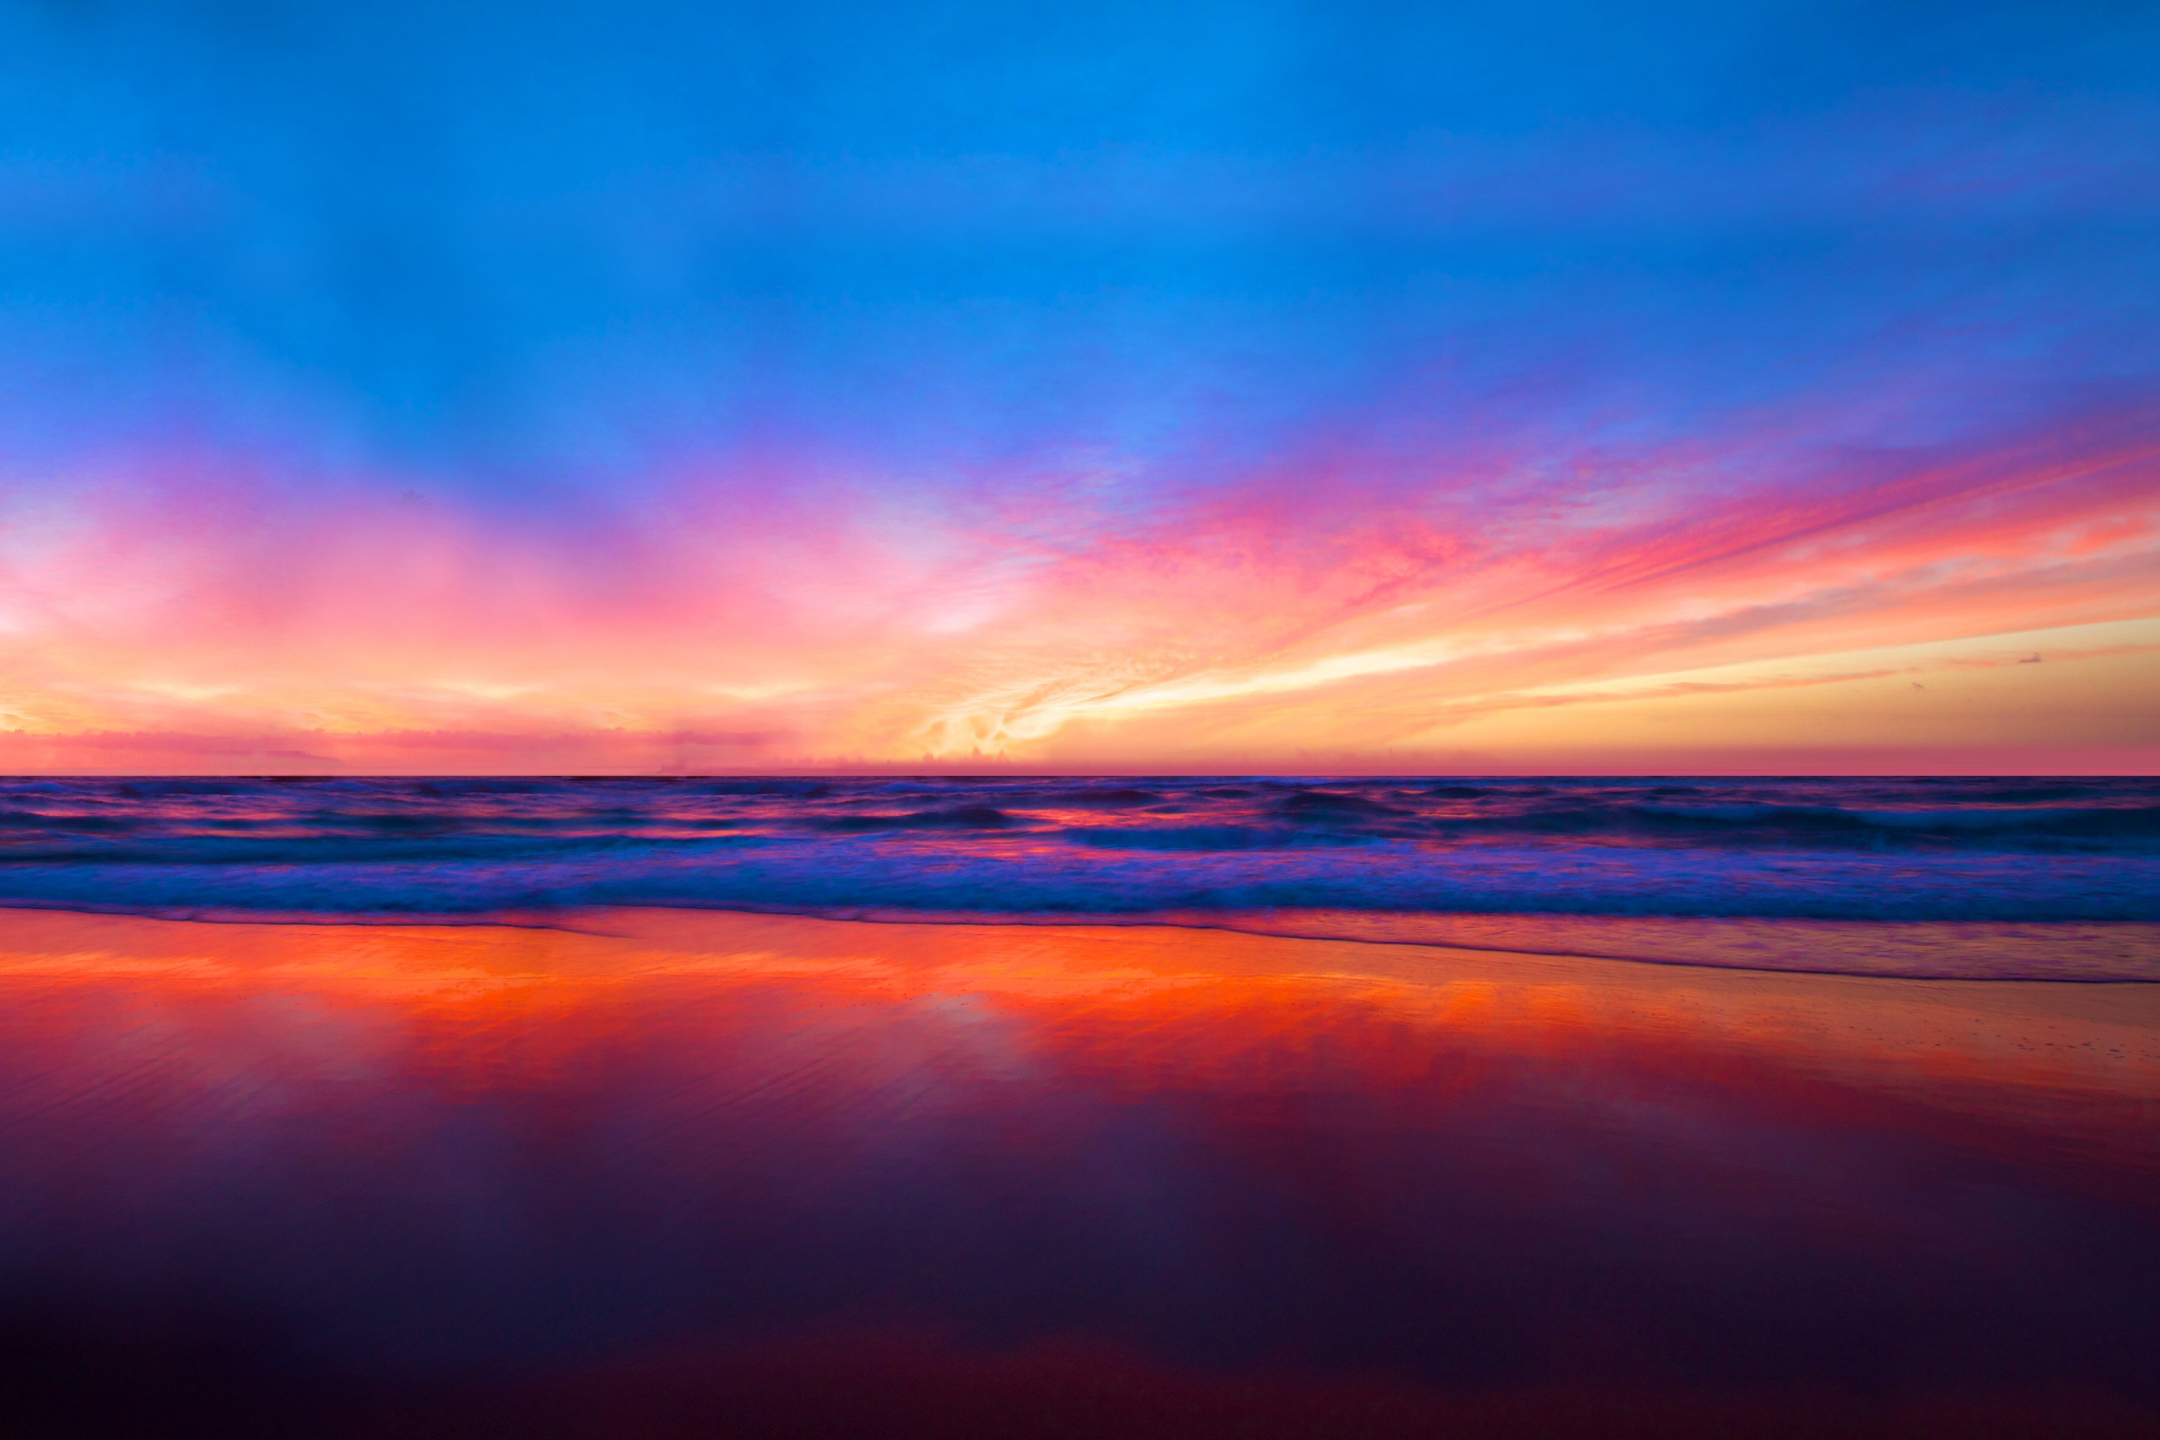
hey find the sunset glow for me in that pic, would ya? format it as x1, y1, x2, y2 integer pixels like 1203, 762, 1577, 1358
2, 0, 2155, 773
7, 10, 2160, 1434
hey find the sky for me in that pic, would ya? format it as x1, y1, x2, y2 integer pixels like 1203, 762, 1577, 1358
0, 0, 2156, 774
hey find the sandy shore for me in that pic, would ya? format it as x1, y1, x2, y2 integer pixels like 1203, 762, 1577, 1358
1, 906, 2156, 1436
6, 903, 2156, 1082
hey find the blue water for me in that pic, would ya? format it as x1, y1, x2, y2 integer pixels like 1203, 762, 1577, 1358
0, 776, 2154, 978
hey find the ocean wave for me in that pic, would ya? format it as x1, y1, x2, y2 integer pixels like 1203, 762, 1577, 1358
0, 778, 2152, 945
0, 836, 2152, 921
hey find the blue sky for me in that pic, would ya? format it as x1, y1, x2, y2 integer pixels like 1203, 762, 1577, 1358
1, 0, 2156, 771
5, 0, 2153, 486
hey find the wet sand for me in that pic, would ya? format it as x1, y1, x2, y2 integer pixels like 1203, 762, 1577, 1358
1, 907, 2156, 1436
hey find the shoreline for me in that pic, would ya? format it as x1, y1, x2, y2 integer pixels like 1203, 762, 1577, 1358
4, 904, 2156, 1080
3, 899, 2157, 984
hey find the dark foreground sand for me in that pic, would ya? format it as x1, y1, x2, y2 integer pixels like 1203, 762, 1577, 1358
1, 907, 2155, 1437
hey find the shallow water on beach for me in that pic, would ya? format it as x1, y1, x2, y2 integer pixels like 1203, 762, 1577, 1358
2, 907, 2156, 1436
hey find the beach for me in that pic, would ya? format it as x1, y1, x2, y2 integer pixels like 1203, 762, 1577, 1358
10, 0, 2158, 1427
3, 906, 2155, 1436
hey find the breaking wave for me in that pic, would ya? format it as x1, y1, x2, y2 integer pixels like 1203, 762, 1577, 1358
0, 775, 2155, 977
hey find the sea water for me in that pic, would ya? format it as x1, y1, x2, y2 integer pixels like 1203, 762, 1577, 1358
0, 774, 2153, 976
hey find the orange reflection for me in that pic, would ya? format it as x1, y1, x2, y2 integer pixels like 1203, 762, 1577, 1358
0, 906, 2156, 1429
3, 906, 2154, 1178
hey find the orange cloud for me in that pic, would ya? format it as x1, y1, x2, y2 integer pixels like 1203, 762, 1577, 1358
1, 401, 2154, 773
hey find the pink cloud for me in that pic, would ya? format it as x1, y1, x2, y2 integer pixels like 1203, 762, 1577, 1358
1, 390, 2154, 773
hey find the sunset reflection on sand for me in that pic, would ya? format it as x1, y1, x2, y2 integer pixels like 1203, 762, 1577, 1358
1, 908, 2156, 1436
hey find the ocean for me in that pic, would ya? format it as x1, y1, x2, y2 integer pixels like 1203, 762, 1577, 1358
2, 773, 2155, 977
